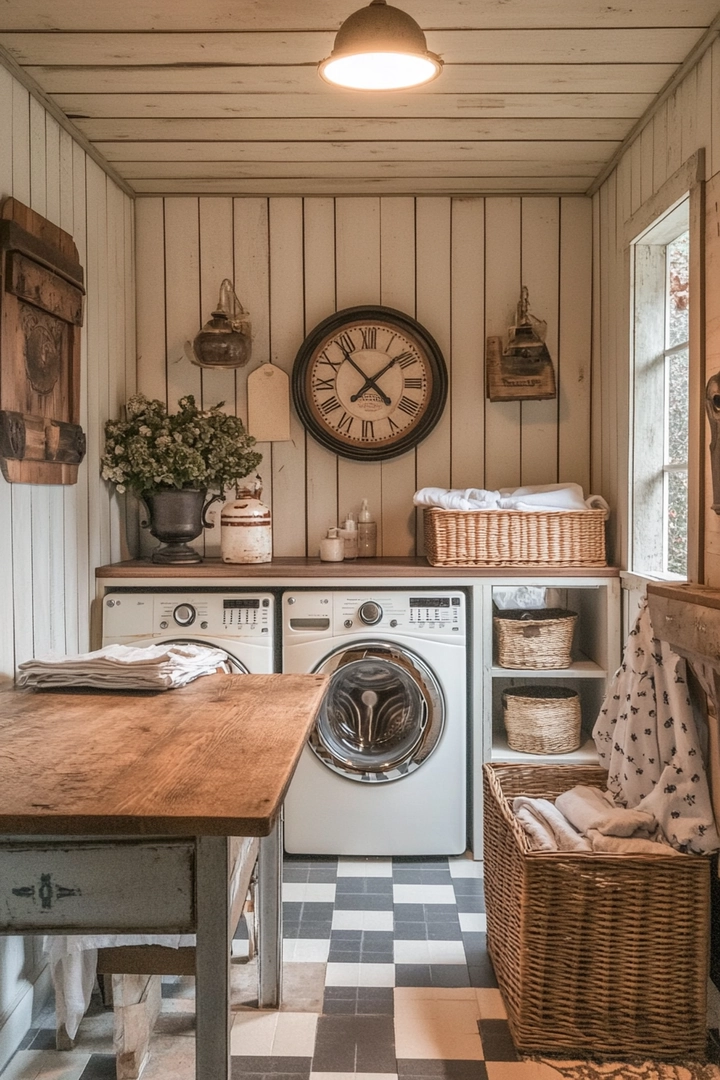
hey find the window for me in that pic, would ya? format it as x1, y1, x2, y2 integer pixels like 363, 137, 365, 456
630, 200, 690, 579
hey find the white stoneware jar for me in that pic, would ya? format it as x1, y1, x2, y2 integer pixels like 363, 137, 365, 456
220, 479, 272, 563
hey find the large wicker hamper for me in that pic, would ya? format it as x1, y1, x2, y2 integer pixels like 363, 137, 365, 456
482, 762, 710, 1060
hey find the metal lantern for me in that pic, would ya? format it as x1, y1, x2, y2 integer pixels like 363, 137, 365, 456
188, 279, 252, 369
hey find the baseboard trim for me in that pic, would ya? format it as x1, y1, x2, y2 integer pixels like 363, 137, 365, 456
0, 962, 52, 1071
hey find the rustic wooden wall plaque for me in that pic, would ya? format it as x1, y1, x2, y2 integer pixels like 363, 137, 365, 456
0, 197, 86, 484
486, 335, 557, 403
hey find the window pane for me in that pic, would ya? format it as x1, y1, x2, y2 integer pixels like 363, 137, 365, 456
667, 469, 688, 575
667, 347, 688, 464
667, 232, 689, 347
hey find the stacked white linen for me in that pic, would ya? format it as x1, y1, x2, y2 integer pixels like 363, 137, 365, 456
512, 785, 681, 855
16, 643, 230, 691
413, 483, 610, 513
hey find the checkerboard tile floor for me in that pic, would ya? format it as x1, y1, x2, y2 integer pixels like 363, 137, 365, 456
2, 854, 719, 1080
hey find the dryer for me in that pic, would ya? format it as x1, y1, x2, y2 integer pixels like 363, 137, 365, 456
101, 589, 275, 673
282, 590, 466, 856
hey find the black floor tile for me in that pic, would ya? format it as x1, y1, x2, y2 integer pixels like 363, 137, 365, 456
461, 932, 490, 965
397, 1061, 489, 1079
392, 857, 450, 867
467, 958, 498, 989
395, 964, 470, 987
312, 1014, 396, 1073
478, 1019, 521, 1062
322, 987, 394, 1015
392, 868, 453, 885
335, 877, 394, 895
333, 892, 394, 910
79, 1055, 117, 1080
454, 894, 486, 913
427, 921, 462, 941
26, 1028, 55, 1050
231, 1057, 312, 1075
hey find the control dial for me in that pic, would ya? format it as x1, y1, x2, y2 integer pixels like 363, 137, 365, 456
173, 603, 196, 627
358, 601, 383, 626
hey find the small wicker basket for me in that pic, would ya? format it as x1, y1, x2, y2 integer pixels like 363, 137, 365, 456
494, 608, 577, 669
502, 685, 581, 754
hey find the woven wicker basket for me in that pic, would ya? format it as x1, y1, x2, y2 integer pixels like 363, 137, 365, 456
502, 685, 581, 754
494, 608, 577, 669
423, 507, 606, 567
482, 763, 710, 1059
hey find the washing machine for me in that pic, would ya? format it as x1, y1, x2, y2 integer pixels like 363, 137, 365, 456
101, 589, 275, 674
282, 590, 466, 856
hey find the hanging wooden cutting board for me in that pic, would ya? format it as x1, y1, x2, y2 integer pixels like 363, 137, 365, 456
0, 197, 86, 484
247, 363, 290, 442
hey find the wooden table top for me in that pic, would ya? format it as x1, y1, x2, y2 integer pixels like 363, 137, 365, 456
0, 674, 327, 837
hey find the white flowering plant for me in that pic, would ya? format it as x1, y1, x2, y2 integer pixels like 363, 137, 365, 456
101, 394, 262, 496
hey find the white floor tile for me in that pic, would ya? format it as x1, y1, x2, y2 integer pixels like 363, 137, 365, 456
393, 995, 484, 1059
392, 883, 456, 905
458, 912, 487, 932
282, 882, 336, 903
283, 938, 330, 963
394, 939, 467, 965
336, 858, 393, 877
231, 1011, 317, 1056
0, 1050, 91, 1080
325, 963, 395, 987
448, 855, 484, 878
331, 910, 394, 931
475, 988, 507, 1019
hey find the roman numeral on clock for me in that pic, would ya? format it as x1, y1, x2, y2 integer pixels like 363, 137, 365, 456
337, 332, 355, 355
404, 377, 423, 389
360, 327, 377, 350
361, 420, 375, 440
319, 396, 341, 415
388, 417, 400, 434
313, 377, 335, 392
337, 412, 354, 434
395, 351, 417, 369
318, 352, 342, 373
397, 396, 420, 417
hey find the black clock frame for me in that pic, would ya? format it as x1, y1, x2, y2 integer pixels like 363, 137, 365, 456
292, 305, 448, 462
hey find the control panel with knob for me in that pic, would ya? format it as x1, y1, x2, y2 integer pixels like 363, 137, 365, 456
358, 601, 383, 626
173, 603, 196, 627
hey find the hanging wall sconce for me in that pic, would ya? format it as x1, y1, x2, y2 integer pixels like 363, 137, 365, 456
486, 287, 557, 402
318, 0, 443, 91
185, 279, 252, 369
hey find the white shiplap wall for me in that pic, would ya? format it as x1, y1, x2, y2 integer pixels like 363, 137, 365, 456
135, 194, 592, 559
0, 66, 134, 1068
592, 39, 720, 575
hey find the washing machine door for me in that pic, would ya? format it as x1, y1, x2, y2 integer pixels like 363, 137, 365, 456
309, 643, 444, 783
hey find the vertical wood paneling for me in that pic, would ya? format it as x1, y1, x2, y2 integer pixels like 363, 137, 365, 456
335, 197, 382, 541
135, 199, 167, 402
449, 198, 485, 491
696, 49, 712, 181
86, 161, 112, 569
652, 103, 668, 192
712, 40, 720, 182
60, 127, 79, 653
640, 125, 654, 206
0, 66, 14, 684
72, 140, 90, 648
269, 198, 305, 556
558, 198, 592, 493
590, 192, 603, 495
379, 197, 416, 556
520, 198, 560, 486
415, 198, 452, 551
484, 198, 521, 490
303, 197, 338, 558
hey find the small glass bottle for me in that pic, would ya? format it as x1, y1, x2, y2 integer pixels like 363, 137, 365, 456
320, 527, 344, 562
357, 498, 377, 557
340, 512, 358, 560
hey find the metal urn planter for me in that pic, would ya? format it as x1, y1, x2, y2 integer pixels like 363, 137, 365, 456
141, 489, 222, 564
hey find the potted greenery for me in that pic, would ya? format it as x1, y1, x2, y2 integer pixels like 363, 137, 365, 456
102, 394, 261, 564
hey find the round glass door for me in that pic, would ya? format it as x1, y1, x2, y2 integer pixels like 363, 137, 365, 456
310, 643, 444, 783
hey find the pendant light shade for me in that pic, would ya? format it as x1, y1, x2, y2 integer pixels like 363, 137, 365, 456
319, 0, 442, 91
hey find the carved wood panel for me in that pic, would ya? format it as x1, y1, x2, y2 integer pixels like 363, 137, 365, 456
0, 197, 86, 484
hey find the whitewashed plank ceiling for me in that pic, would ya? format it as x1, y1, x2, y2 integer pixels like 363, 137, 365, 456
0, 0, 719, 196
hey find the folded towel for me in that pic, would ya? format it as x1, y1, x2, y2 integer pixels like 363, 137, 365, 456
512, 796, 591, 852
586, 830, 682, 856
514, 806, 558, 851
555, 785, 656, 838
413, 484, 609, 514
17, 643, 230, 691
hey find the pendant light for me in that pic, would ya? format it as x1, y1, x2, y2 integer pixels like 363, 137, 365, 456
319, 0, 442, 91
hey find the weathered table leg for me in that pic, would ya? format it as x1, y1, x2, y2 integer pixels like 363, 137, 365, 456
257, 815, 283, 1009
196, 836, 231, 1080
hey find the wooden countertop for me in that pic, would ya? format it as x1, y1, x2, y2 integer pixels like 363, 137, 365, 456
96, 557, 619, 579
647, 582, 720, 611
0, 674, 327, 837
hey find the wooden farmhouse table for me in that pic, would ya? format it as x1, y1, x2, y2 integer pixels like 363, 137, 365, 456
0, 673, 328, 1080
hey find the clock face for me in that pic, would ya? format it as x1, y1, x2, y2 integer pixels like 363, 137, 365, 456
292, 306, 447, 462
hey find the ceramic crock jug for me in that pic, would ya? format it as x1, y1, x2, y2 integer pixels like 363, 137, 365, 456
220, 477, 272, 564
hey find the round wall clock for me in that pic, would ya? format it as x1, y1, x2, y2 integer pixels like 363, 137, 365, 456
292, 305, 447, 462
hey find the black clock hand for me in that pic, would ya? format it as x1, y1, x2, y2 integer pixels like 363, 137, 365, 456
338, 346, 392, 406
350, 355, 399, 403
